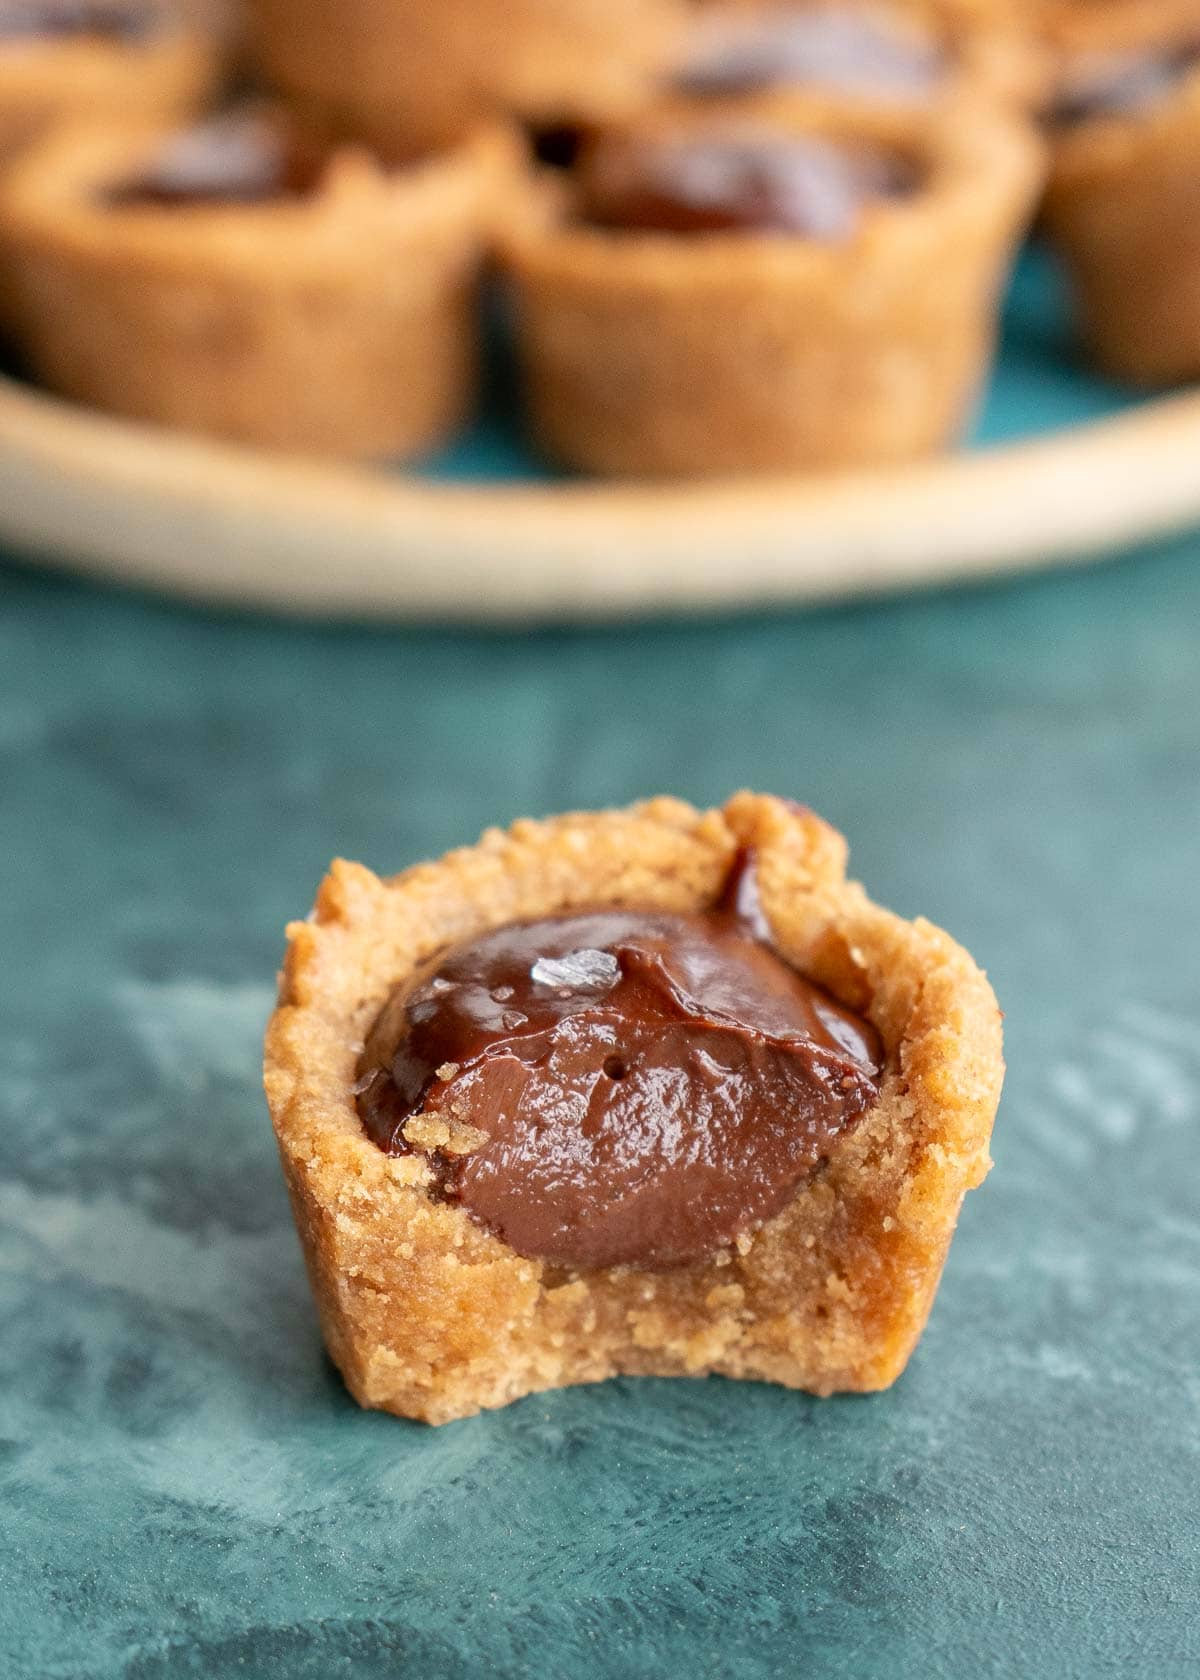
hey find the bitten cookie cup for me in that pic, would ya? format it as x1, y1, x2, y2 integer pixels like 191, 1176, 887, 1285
0, 2, 221, 161
246, 0, 690, 153
264, 794, 1004, 1426
498, 104, 1043, 477
1042, 2, 1200, 384
0, 114, 518, 458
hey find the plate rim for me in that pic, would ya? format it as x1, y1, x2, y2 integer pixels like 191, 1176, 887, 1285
1, 370, 1198, 621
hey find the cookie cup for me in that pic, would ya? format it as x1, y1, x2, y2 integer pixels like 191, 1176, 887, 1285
0, 116, 519, 457
499, 104, 1042, 476
1043, 2, 1200, 383
247, 0, 689, 153
264, 793, 1004, 1426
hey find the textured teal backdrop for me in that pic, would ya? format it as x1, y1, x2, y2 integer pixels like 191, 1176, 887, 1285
1, 536, 1198, 1678
1, 242, 1199, 1676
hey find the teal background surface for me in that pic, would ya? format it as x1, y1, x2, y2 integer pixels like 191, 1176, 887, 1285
1, 253, 1199, 1678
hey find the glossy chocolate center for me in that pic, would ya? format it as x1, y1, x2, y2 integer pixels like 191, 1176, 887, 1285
357, 852, 884, 1270
579, 130, 917, 239
676, 4, 943, 100
105, 114, 323, 209
0, 0, 159, 40
1052, 42, 1200, 126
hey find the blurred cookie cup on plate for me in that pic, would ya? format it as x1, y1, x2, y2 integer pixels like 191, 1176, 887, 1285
0, 107, 520, 458
1042, 0, 1200, 384
498, 102, 1043, 477
0, 0, 221, 161
246, 0, 691, 153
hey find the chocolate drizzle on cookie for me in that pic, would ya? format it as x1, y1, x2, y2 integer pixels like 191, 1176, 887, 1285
1051, 40, 1200, 127
104, 112, 325, 209
577, 128, 918, 239
0, 0, 163, 41
356, 849, 883, 1270
674, 3, 944, 100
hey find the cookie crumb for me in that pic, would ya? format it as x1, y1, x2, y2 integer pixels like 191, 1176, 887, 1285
402, 1116, 451, 1152
443, 1123, 489, 1157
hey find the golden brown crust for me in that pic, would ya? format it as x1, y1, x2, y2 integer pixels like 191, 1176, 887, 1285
0, 13, 220, 161
1039, 0, 1200, 54
247, 0, 690, 152
0, 116, 521, 457
1042, 4, 1200, 384
264, 794, 1004, 1425
498, 102, 1042, 476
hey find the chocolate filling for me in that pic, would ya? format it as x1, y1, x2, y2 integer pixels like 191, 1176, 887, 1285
0, 0, 161, 41
579, 129, 918, 239
530, 123, 587, 171
104, 113, 324, 209
357, 851, 884, 1270
675, 4, 944, 100
1052, 41, 1200, 126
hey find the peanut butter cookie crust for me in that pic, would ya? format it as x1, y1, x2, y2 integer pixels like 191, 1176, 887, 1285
264, 794, 1004, 1425
0, 113, 519, 456
499, 103, 1042, 476
1043, 1, 1200, 383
